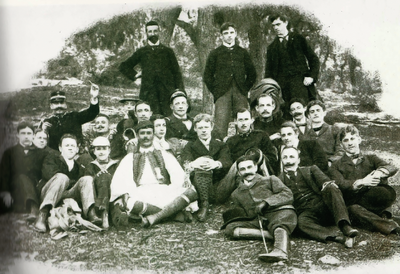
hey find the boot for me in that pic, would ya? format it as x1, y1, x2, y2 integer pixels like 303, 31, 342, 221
259, 227, 289, 263
232, 228, 273, 240
87, 206, 102, 226
130, 201, 161, 218
143, 188, 198, 227
192, 170, 213, 222
339, 221, 359, 238
102, 210, 109, 230
26, 202, 39, 223
34, 207, 49, 233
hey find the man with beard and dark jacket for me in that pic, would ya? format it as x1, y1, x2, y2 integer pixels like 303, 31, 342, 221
119, 21, 184, 116
40, 83, 100, 151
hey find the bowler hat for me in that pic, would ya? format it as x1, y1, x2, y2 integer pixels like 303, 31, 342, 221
220, 208, 256, 230
119, 94, 139, 103
249, 78, 284, 108
134, 120, 153, 132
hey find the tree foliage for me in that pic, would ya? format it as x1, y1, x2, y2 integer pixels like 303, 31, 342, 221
37, 4, 382, 112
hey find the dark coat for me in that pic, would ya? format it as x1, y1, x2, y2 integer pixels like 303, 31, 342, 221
203, 45, 257, 102
253, 116, 285, 137
302, 123, 344, 163
43, 103, 99, 150
181, 138, 232, 182
119, 44, 184, 112
277, 139, 328, 174
41, 152, 85, 187
265, 32, 320, 82
225, 130, 278, 175
0, 144, 47, 192
85, 159, 120, 178
165, 114, 197, 142
231, 174, 294, 217
329, 154, 398, 195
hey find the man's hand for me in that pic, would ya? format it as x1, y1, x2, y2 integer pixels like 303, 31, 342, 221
255, 201, 267, 215
269, 132, 281, 141
89, 82, 99, 102
353, 172, 380, 190
42, 121, 52, 131
0, 192, 13, 208
190, 157, 220, 171
303, 77, 314, 86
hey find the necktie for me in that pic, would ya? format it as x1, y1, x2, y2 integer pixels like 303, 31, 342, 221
287, 170, 296, 181
351, 154, 360, 160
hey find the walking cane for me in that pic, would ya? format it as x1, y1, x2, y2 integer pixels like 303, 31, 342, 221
258, 215, 269, 253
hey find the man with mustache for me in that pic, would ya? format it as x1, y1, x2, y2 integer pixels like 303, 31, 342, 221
222, 155, 296, 263
203, 22, 257, 139
278, 121, 328, 174
109, 120, 197, 227
82, 114, 111, 155
119, 21, 184, 116
330, 125, 400, 235
181, 114, 232, 221
40, 83, 100, 151
288, 98, 309, 136
279, 147, 359, 247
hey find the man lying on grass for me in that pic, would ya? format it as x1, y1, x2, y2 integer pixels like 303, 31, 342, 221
109, 120, 197, 227
330, 125, 400, 235
221, 154, 297, 263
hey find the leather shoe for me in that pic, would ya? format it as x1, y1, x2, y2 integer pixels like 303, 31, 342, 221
34, 211, 48, 233
341, 224, 359, 238
88, 208, 102, 226
258, 250, 288, 263
196, 207, 208, 222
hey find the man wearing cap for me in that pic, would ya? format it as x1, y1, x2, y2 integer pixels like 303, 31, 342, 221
85, 136, 119, 229
165, 90, 196, 143
41, 83, 100, 151
222, 155, 296, 263
109, 120, 197, 227
119, 21, 184, 116
203, 22, 257, 139
265, 14, 320, 109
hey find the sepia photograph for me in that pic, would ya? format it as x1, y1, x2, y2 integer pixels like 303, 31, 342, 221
1, 0, 400, 273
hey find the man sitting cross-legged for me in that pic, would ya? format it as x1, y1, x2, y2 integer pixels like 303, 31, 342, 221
85, 136, 119, 229
110, 120, 197, 227
222, 155, 297, 263
278, 121, 328, 174
181, 113, 232, 222
330, 125, 400, 235
279, 147, 359, 247
34, 134, 101, 233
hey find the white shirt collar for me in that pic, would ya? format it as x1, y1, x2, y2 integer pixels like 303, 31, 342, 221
139, 146, 155, 153
222, 41, 235, 48
148, 40, 160, 46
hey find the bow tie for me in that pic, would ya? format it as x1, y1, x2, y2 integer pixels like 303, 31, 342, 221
350, 154, 360, 160
312, 126, 323, 132
239, 131, 252, 138
296, 123, 307, 127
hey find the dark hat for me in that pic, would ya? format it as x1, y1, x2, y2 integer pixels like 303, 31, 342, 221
134, 120, 153, 132
249, 78, 284, 108
220, 208, 256, 230
119, 94, 140, 103
170, 90, 187, 104
50, 90, 66, 101
245, 148, 264, 166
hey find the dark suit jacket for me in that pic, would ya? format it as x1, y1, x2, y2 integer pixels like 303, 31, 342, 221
265, 32, 320, 82
204, 44, 256, 102
330, 154, 398, 195
277, 139, 328, 174
165, 114, 197, 142
119, 44, 184, 103
41, 152, 85, 187
181, 138, 232, 182
302, 123, 344, 163
43, 103, 99, 150
0, 144, 47, 192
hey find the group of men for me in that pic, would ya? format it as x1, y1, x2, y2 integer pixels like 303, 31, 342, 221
1, 13, 399, 264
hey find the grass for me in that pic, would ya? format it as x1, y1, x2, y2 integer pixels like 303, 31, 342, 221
1, 87, 400, 273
